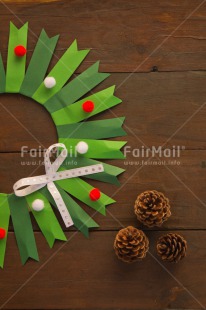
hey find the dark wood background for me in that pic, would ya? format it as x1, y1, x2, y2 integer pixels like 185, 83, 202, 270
0, 0, 206, 309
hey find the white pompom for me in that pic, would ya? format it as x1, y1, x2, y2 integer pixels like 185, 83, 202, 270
44, 76, 56, 89
32, 199, 45, 212
76, 141, 89, 154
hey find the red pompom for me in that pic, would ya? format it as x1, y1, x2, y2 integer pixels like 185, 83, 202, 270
0, 228, 6, 239
82, 100, 95, 113
89, 188, 101, 201
14, 45, 27, 57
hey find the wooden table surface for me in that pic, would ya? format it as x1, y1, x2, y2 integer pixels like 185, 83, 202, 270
0, 0, 206, 309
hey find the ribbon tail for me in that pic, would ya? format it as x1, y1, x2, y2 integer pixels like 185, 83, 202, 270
26, 192, 67, 248
0, 194, 10, 268
62, 157, 125, 186
47, 182, 74, 228
40, 187, 99, 237
8, 194, 39, 265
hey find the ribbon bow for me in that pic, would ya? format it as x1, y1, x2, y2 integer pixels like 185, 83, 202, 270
13, 143, 104, 227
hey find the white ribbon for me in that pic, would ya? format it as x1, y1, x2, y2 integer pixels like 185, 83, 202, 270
13, 143, 104, 228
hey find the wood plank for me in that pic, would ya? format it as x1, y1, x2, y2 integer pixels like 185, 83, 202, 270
3, 0, 58, 2
1, 150, 206, 230
0, 93, 57, 151
0, 0, 206, 72
0, 72, 206, 152
0, 231, 205, 310
0, 2, 204, 310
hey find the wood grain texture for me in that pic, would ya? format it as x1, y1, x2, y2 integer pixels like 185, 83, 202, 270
4, 0, 59, 2
1, 150, 206, 230
0, 1, 206, 309
0, 0, 206, 72
0, 231, 205, 310
1, 72, 206, 152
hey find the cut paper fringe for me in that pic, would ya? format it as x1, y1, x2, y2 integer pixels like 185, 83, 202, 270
0, 22, 126, 267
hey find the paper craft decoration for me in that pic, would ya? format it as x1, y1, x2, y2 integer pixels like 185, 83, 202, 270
0, 22, 126, 267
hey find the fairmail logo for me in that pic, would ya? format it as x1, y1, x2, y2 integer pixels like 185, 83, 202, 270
124, 145, 185, 158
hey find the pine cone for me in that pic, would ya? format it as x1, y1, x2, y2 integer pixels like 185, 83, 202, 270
114, 226, 149, 263
157, 233, 187, 263
134, 190, 171, 227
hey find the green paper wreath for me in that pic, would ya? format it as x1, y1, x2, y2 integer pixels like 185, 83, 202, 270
0, 22, 126, 267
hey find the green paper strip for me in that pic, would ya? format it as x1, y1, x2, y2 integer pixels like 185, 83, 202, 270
59, 138, 126, 159
52, 86, 121, 126
62, 157, 125, 186
20, 29, 59, 97
6, 22, 28, 93
44, 62, 110, 113
26, 192, 66, 248
8, 194, 39, 264
39, 187, 99, 237
57, 117, 126, 140
0, 54, 5, 93
33, 40, 89, 104
0, 194, 10, 268
57, 176, 115, 215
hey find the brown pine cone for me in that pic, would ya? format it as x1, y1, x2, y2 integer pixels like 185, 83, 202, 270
157, 233, 187, 263
114, 226, 149, 263
134, 190, 171, 227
